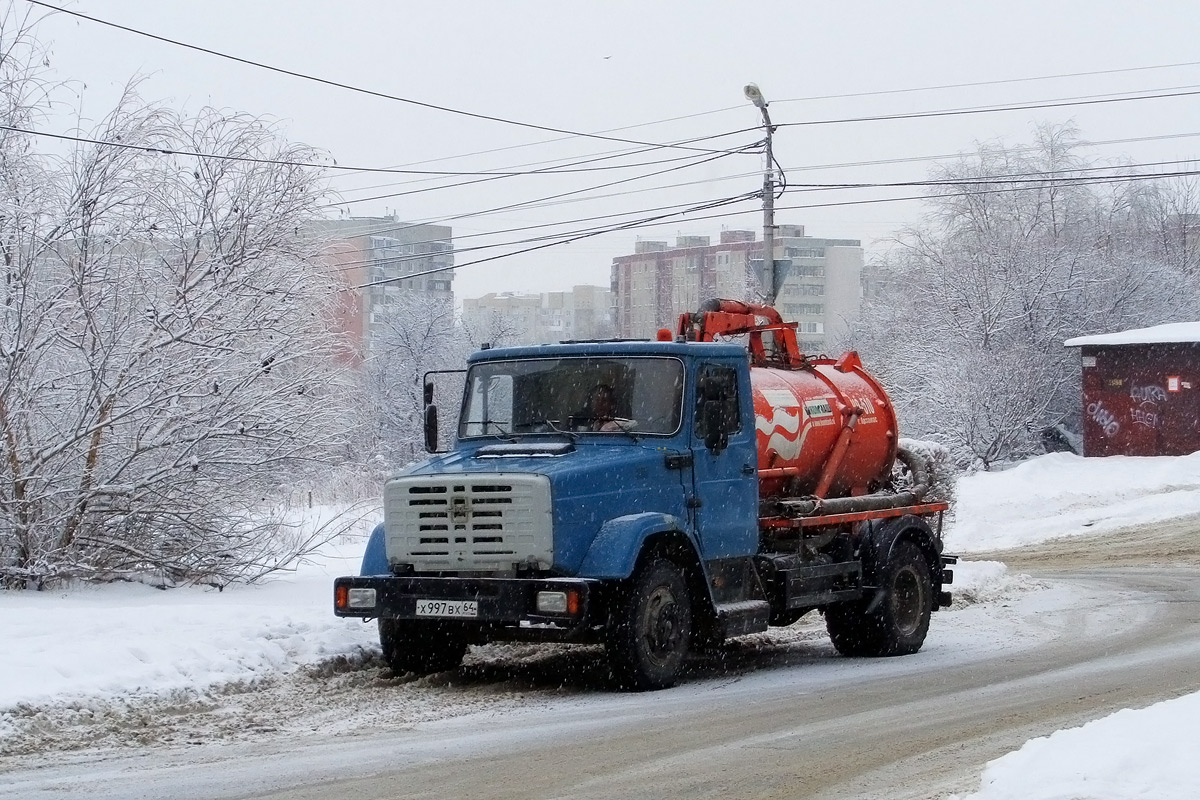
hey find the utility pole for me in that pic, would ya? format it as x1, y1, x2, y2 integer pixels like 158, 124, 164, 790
744, 83, 777, 303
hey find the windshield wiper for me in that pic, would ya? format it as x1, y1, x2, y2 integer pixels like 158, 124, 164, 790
528, 417, 578, 441
607, 420, 642, 443
481, 420, 517, 441
585, 418, 641, 443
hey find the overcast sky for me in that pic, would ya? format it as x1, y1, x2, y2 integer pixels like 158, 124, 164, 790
28, 1, 1200, 299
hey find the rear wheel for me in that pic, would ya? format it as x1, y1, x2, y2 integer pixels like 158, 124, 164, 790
607, 558, 693, 690
826, 539, 932, 657
378, 619, 468, 675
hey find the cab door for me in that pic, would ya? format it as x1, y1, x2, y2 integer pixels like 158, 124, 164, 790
689, 361, 759, 558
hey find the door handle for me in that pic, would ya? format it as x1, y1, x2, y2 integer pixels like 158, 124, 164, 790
741, 463, 756, 475
665, 453, 693, 470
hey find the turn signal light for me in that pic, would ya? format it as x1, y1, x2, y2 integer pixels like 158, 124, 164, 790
335, 585, 348, 609
536, 590, 582, 615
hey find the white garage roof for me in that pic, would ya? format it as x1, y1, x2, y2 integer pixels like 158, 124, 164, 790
1065, 321, 1200, 347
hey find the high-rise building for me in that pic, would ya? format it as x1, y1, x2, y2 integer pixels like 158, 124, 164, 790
311, 216, 454, 359
610, 225, 863, 352
462, 285, 614, 346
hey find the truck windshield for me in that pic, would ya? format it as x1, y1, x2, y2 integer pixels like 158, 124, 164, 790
459, 356, 685, 438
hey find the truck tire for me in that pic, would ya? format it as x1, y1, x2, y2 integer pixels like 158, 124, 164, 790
607, 557, 692, 691
826, 539, 932, 657
378, 619, 468, 675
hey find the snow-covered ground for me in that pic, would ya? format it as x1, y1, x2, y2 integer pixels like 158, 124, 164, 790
2, 453, 1199, 799
946, 452, 1200, 800
947, 450, 1200, 551
948, 690, 1200, 800
0, 506, 382, 717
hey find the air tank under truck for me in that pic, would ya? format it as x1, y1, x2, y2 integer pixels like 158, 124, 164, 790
335, 299, 955, 690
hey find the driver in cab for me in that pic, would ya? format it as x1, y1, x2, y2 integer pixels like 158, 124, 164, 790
580, 383, 626, 432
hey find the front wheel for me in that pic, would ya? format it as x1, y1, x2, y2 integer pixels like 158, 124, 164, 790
826, 539, 932, 657
606, 558, 693, 691
378, 619, 468, 675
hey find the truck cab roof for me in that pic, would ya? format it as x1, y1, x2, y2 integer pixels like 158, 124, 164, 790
467, 339, 748, 363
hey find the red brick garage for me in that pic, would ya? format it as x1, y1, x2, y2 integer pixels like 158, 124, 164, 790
1066, 323, 1200, 457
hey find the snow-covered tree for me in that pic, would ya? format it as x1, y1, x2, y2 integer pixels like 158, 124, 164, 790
852, 125, 1200, 468
0, 17, 354, 588
360, 293, 465, 467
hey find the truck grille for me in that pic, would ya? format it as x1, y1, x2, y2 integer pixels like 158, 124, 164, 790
383, 474, 553, 573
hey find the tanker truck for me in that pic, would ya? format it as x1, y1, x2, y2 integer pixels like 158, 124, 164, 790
334, 300, 954, 690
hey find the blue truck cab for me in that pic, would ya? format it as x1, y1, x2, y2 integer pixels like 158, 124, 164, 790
335, 337, 951, 690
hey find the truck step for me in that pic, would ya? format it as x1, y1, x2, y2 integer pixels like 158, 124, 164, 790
714, 600, 771, 638
785, 587, 863, 608
773, 559, 864, 611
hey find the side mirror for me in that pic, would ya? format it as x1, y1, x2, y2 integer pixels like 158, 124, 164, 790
702, 399, 727, 453
423, 404, 439, 453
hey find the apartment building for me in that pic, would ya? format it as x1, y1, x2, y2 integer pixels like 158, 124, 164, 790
610, 225, 863, 353
462, 285, 614, 346
311, 216, 454, 359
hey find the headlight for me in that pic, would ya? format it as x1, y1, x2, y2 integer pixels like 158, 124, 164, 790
347, 588, 377, 609
536, 591, 568, 614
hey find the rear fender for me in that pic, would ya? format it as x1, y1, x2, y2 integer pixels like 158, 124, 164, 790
577, 512, 694, 579
359, 523, 389, 576
862, 514, 947, 610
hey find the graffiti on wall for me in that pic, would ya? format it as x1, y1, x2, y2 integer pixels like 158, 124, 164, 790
1130, 384, 1165, 429
1087, 400, 1121, 437
1130, 385, 1167, 404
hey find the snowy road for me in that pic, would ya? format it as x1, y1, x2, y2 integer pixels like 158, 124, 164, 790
254, 569, 1200, 800
4, 558, 1199, 799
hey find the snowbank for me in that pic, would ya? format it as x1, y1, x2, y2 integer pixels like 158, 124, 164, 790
952, 690, 1200, 800
0, 507, 380, 713
943, 450, 1200, 800
949, 559, 1043, 606
947, 451, 1200, 551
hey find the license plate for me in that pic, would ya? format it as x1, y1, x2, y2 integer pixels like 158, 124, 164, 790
415, 598, 478, 618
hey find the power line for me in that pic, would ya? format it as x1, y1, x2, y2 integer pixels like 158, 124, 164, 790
346, 167, 1200, 288
355, 193, 758, 290
450, 140, 1200, 215
39, 0, 1200, 184
332, 124, 1200, 210
779, 85, 1200, 129
0, 120, 762, 178
328, 142, 716, 199
620, 169, 1200, 232
324, 142, 759, 247
0, 120, 759, 195
779, 159, 1200, 192
326, 131, 1200, 229
325, 192, 763, 275
329, 108, 753, 179
326, 160, 1198, 275
323, 126, 761, 209
25, 11, 1193, 200
771, 60, 1200, 107
331, 59, 1200, 176
25, 0, 732, 155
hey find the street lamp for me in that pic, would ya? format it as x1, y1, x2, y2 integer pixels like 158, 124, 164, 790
744, 83, 777, 302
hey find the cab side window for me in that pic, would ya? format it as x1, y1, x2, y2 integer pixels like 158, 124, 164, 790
695, 364, 740, 451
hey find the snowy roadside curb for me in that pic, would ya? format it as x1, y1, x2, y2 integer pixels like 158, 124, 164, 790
948, 690, 1200, 800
